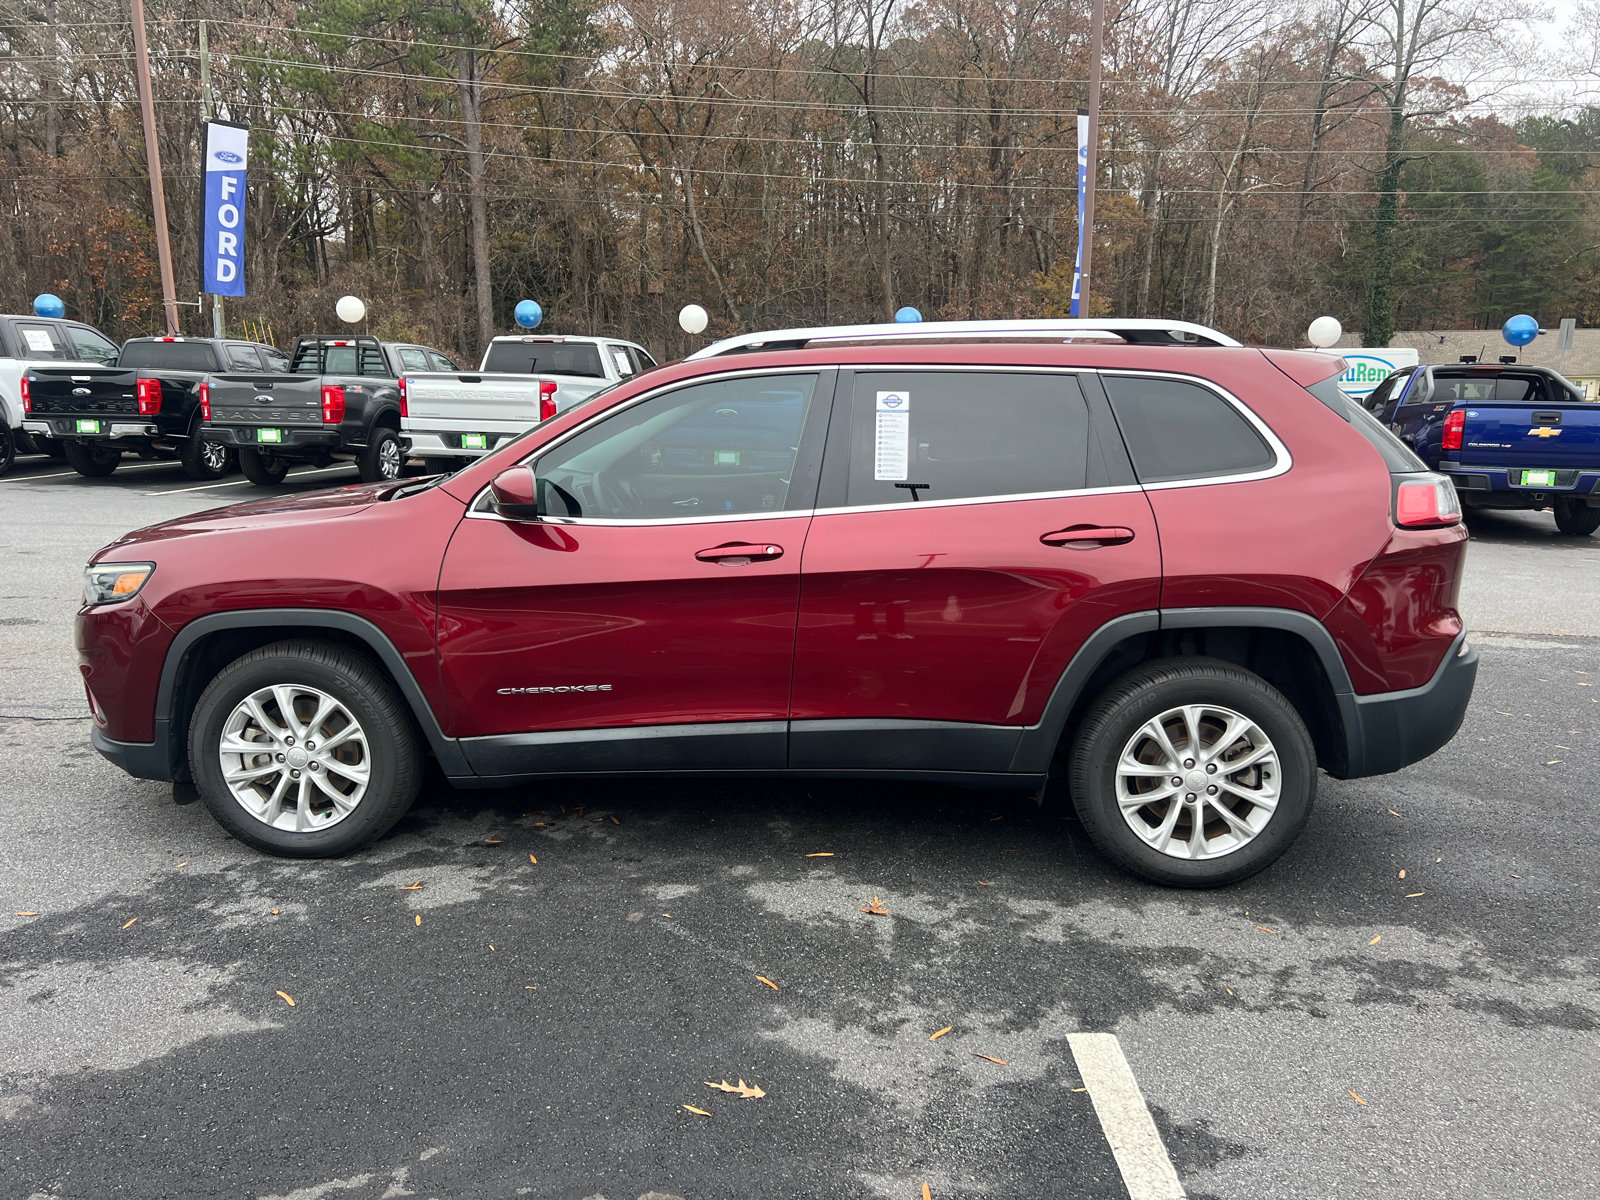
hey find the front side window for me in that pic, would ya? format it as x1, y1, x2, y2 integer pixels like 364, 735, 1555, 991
69, 326, 120, 364
536, 373, 819, 520
843, 371, 1091, 506
1103, 374, 1275, 484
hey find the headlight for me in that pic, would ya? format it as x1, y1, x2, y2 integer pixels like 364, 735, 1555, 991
83, 562, 155, 605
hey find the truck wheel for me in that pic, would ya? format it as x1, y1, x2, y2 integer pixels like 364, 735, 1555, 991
1068, 657, 1316, 888
181, 427, 233, 480
62, 440, 121, 477
357, 427, 404, 483
238, 447, 289, 485
1554, 498, 1600, 537
0, 424, 14, 476
188, 640, 423, 857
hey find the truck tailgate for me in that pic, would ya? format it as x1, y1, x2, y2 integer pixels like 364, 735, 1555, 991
209, 374, 324, 429
24, 366, 136, 417
404, 373, 542, 427
1461, 402, 1600, 468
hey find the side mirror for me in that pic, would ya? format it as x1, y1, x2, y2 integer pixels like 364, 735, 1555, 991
490, 465, 541, 520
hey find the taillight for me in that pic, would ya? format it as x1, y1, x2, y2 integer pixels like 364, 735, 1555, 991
20, 375, 30, 413
1441, 409, 1465, 452
198, 381, 212, 421
398, 377, 408, 418
136, 378, 161, 415
539, 380, 558, 422
321, 384, 345, 424
1394, 471, 1461, 528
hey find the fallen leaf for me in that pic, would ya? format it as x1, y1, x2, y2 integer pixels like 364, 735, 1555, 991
1226, 987, 1234, 996
525, 986, 537, 989
1256, 926, 1279, 935
400, 882, 424, 890
611, 816, 621, 825
271, 908, 279, 915
1495, 711, 1513, 716
1348, 1089, 1368, 1107
174, 861, 188, 869
1546, 760, 1563, 766
1556, 745, 1571, 750
990, 816, 1004, 821
1002, 848, 1020, 853
682, 1104, 712, 1117
1398, 869, 1406, 879
973, 1054, 1008, 1066
929, 1026, 953, 1041
1388, 809, 1401, 816
577, 806, 585, 816
122, 917, 138, 930
415, 914, 422, 926
14, 911, 38, 917
705, 1078, 766, 1099
805, 852, 835, 857
756, 975, 779, 991
1512, 874, 1522, 879
484, 839, 503, 844
529, 854, 537, 864
276, 990, 295, 1007
1406, 892, 1425, 898
489, 945, 495, 951
560, 806, 566, 813
530, 822, 549, 827
1071, 1087, 1088, 1092
859, 896, 891, 915
977, 880, 990, 886
924, 1185, 933, 1200
1368, 935, 1382, 945
521, 812, 538, 817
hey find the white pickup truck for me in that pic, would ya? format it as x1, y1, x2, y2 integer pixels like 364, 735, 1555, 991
402, 334, 657, 472
0, 312, 122, 474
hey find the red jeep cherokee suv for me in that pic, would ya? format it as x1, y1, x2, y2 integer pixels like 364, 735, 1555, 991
78, 319, 1475, 886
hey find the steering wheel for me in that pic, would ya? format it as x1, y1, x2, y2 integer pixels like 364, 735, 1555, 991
591, 469, 642, 516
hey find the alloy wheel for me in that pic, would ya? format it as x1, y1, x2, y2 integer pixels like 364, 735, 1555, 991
217, 684, 371, 832
379, 438, 402, 479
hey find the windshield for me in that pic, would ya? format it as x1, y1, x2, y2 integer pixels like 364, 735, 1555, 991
117, 341, 219, 371
482, 341, 606, 377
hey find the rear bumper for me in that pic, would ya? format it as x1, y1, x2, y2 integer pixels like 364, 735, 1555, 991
1333, 631, 1478, 778
25, 417, 161, 440
1443, 464, 1600, 504
209, 425, 342, 451
91, 724, 173, 781
402, 429, 508, 459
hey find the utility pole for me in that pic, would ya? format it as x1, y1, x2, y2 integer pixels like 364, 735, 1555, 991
1078, 0, 1105, 315
130, 0, 179, 336
199, 20, 222, 338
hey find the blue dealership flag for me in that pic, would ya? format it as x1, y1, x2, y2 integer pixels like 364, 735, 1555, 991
202, 121, 249, 297
1071, 109, 1087, 318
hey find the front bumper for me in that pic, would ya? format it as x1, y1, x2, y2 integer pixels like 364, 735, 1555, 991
1334, 631, 1478, 778
91, 724, 173, 781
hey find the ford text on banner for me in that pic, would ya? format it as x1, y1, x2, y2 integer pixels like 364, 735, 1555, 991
203, 121, 249, 297
1070, 109, 1088, 317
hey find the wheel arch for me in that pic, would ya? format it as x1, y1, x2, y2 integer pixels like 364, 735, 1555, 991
1012, 608, 1357, 778
156, 609, 466, 783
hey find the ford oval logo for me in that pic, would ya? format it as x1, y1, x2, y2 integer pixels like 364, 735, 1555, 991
214, 150, 243, 164
255, 395, 273, 404
72, 386, 91, 396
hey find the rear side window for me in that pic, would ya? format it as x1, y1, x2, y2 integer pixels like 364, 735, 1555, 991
262, 349, 291, 372
397, 348, 429, 372
427, 351, 459, 371
118, 340, 219, 371
12, 322, 70, 359
482, 340, 606, 377
226, 344, 263, 370
1102, 374, 1274, 484
844, 371, 1090, 506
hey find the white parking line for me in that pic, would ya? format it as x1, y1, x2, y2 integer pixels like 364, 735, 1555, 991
0, 461, 177, 484
1067, 1033, 1187, 1200
141, 464, 356, 495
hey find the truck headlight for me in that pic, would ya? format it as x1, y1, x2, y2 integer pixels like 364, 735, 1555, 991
83, 562, 155, 605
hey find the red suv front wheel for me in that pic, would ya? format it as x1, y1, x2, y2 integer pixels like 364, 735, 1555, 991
1069, 658, 1316, 887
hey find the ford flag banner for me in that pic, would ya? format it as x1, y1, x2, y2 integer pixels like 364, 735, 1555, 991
202, 121, 249, 297
1070, 109, 1087, 317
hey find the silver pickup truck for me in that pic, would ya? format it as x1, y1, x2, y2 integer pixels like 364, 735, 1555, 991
403, 334, 656, 471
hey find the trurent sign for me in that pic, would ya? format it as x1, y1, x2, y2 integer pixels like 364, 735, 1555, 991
1299, 348, 1420, 400
1070, 109, 1088, 317
202, 121, 249, 296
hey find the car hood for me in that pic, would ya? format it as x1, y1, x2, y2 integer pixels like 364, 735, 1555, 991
103, 481, 405, 552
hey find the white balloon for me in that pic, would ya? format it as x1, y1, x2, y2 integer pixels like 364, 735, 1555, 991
1306, 315, 1342, 349
679, 304, 709, 335
336, 295, 367, 324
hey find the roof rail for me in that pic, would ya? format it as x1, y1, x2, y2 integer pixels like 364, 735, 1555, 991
685, 318, 1241, 359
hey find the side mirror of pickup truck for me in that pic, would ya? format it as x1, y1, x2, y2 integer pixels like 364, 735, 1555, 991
490, 465, 541, 520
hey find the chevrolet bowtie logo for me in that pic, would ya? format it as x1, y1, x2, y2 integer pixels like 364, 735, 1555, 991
1530, 427, 1562, 437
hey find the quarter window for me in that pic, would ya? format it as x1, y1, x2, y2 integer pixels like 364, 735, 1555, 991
536, 373, 819, 520
843, 371, 1090, 506
1102, 375, 1274, 484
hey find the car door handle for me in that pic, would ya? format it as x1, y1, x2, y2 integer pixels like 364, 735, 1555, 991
1040, 525, 1136, 548
695, 542, 784, 565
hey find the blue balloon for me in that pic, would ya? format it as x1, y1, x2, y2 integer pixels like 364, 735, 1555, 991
514, 300, 543, 329
33, 293, 64, 319
894, 306, 922, 323
1502, 314, 1538, 347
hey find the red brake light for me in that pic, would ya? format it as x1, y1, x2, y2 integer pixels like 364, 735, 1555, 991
321, 384, 346, 424
136, 378, 161, 415
198, 380, 212, 421
1441, 409, 1465, 452
20, 375, 30, 413
398, 377, 408, 418
1395, 472, 1461, 528
539, 380, 558, 422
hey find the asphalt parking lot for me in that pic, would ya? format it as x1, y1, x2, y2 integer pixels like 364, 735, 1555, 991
2, 452, 1597, 1200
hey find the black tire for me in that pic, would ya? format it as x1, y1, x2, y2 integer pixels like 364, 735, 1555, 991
0, 424, 14, 476
357, 425, 404, 483
1554, 498, 1600, 537
188, 640, 423, 857
62, 439, 121, 477
1068, 657, 1317, 888
238, 446, 290, 485
180, 424, 233, 480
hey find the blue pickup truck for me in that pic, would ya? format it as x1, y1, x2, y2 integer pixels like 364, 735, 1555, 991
1367, 360, 1600, 536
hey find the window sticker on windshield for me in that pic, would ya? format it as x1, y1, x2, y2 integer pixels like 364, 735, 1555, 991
874, 391, 910, 480
23, 329, 54, 352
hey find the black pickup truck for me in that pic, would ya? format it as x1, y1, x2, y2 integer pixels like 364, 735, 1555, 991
204, 334, 457, 484
21, 336, 287, 479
